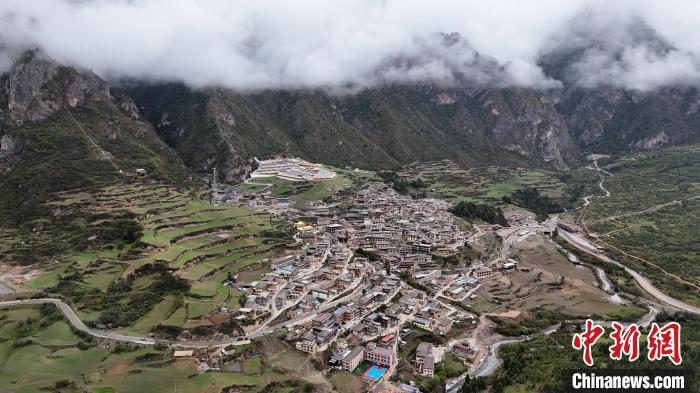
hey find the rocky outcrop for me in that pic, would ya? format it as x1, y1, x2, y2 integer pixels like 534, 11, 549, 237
558, 86, 700, 152
0, 134, 20, 174
0, 134, 19, 157
4, 50, 112, 126
0, 51, 190, 225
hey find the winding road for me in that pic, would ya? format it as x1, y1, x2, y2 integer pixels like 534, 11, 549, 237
580, 158, 609, 209
0, 298, 268, 348
0, 298, 156, 346
558, 229, 700, 315
447, 156, 698, 390
564, 155, 700, 314
0, 260, 374, 348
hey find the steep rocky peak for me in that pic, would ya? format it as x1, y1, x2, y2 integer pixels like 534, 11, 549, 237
3, 49, 112, 125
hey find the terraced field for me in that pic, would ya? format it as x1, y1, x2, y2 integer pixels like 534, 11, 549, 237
0, 306, 314, 393
29, 179, 292, 333
400, 160, 567, 203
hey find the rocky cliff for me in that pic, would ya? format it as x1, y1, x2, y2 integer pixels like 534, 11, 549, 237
2, 50, 699, 211
126, 84, 583, 182
0, 51, 189, 224
125, 80, 699, 183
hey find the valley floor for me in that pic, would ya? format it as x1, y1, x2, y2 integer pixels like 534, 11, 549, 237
0, 147, 697, 393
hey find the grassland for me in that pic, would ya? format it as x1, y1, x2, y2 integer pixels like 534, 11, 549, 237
583, 145, 699, 221
0, 306, 316, 393
398, 160, 568, 204
16, 179, 293, 333
329, 371, 363, 393
573, 145, 700, 305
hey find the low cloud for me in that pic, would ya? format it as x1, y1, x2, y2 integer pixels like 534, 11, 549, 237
0, 0, 699, 92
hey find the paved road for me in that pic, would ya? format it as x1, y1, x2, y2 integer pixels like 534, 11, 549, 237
243, 177, 273, 192
0, 259, 374, 348
269, 274, 370, 330
570, 157, 700, 315
0, 298, 156, 345
0, 298, 253, 348
446, 324, 560, 392
559, 230, 700, 315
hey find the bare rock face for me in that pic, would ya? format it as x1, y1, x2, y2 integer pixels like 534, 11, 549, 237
431, 92, 456, 105
558, 86, 700, 151
562, 88, 626, 147
0, 134, 19, 157
5, 50, 112, 125
0, 133, 20, 173
463, 87, 577, 170
632, 131, 670, 149
116, 94, 140, 119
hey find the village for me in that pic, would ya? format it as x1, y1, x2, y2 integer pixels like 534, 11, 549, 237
0, 155, 664, 393
198, 163, 562, 392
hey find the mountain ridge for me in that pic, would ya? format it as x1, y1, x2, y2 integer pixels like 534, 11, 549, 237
1, 50, 699, 223
125, 81, 700, 182
0, 51, 190, 225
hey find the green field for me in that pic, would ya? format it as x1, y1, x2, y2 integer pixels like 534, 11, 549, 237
574, 145, 700, 305
398, 160, 568, 204
244, 174, 352, 202
0, 306, 314, 393
18, 180, 293, 333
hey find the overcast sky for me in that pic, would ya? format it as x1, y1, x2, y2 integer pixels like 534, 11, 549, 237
1, 0, 699, 92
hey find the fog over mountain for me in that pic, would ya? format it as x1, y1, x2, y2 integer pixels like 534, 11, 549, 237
1, 0, 699, 92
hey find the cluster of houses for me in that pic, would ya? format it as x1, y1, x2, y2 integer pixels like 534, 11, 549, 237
222, 179, 490, 386
339, 185, 468, 271
288, 273, 402, 355
250, 157, 337, 181
243, 183, 469, 274
411, 300, 454, 335
237, 242, 354, 321
238, 182, 470, 281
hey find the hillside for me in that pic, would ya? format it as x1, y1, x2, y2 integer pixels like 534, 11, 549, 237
3, 50, 700, 219
0, 51, 190, 226
125, 84, 575, 182
125, 81, 700, 183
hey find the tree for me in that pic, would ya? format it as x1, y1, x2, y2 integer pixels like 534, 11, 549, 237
510, 188, 564, 220
449, 201, 508, 226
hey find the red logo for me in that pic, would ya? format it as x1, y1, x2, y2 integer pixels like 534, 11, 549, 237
609, 322, 640, 361
647, 322, 682, 365
572, 320, 682, 366
572, 319, 605, 366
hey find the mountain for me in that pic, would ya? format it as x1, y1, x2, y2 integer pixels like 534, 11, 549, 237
125, 80, 700, 183
125, 83, 578, 182
556, 86, 700, 151
0, 51, 189, 225
116, 23, 699, 182
2, 49, 699, 220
